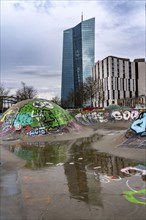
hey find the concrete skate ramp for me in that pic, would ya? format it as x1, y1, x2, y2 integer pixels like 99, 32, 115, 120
0, 98, 79, 137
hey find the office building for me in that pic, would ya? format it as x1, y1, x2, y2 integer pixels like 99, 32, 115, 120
92, 56, 146, 108
61, 17, 95, 108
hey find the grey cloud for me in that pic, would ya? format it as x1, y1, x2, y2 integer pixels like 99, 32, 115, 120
100, 0, 144, 15
13, 2, 25, 10
12, 0, 53, 13
1, 5, 62, 72
1, 25, 54, 70
100, 1, 145, 31
2, 28, 40, 66
38, 86, 60, 93
2, 81, 18, 90
34, 0, 53, 13
14, 66, 61, 78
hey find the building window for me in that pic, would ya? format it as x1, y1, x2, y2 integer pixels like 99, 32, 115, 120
115, 77, 117, 90
133, 79, 135, 91
123, 60, 125, 78
128, 79, 130, 91
117, 59, 119, 77
107, 58, 109, 77
102, 61, 104, 78
113, 90, 115, 99
122, 78, 124, 90
111, 77, 114, 90
98, 63, 100, 78
129, 62, 131, 78
107, 77, 108, 90
112, 57, 114, 76
118, 90, 120, 99
112, 67, 114, 76
117, 78, 119, 90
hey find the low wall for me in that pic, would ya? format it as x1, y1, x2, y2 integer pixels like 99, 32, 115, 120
75, 109, 143, 124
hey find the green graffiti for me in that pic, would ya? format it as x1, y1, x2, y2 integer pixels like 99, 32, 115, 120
123, 189, 146, 205
0, 98, 74, 137
13, 99, 73, 129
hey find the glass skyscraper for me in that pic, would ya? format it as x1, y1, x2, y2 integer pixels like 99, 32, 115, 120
61, 17, 95, 108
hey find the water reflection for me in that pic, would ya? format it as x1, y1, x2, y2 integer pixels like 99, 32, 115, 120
9, 141, 71, 168
7, 134, 144, 207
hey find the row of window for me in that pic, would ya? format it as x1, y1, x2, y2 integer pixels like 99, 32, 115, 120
95, 58, 133, 79
106, 90, 135, 100
99, 77, 135, 91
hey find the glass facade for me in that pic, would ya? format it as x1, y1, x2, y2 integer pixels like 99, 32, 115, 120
61, 29, 74, 102
61, 17, 95, 108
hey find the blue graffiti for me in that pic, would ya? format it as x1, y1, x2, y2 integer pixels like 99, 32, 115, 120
130, 112, 146, 136
14, 113, 32, 126
27, 128, 48, 137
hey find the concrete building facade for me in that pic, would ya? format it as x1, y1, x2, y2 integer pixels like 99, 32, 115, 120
92, 56, 146, 108
135, 59, 146, 102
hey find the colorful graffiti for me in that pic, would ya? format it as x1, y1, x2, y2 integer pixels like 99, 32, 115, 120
121, 165, 146, 205
75, 110, 140, 124
87, 163, 146, 204
130, 112, 146, 136
123, 189, 146, 205
111, 110, 139, 120
121, 165, 146, 176
0, 99, 77, 137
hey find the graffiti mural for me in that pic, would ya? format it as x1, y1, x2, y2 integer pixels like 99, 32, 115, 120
111, 110, 139, 121
75, 109, 140, 125
0, 99, 78, 137
130, 112, 146, 136
121, 165, 146, 205
123, 189, 146, 205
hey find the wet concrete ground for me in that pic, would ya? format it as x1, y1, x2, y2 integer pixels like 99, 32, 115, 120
1, 135, 146, 220
119, 136, 146, 149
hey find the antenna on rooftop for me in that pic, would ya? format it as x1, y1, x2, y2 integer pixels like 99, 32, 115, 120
81, 12, 83, 22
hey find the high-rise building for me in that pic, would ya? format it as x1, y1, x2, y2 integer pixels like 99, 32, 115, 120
61, 17, 95, 108
92, 56, 146, 108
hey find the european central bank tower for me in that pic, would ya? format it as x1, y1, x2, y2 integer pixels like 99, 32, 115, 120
61, 17, 95, 108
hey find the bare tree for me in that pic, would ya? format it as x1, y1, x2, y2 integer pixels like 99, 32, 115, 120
15, 82, 37, 101
83, 76, 99, 107
0, 84, 10, 96
74, 85, 84, 108
94, 79, 104, 107
0, 84, 10, 112
51, 96, 61, 105
61, 76, 105, 108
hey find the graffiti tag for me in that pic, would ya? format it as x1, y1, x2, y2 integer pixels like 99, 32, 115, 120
27, 128, 48, 136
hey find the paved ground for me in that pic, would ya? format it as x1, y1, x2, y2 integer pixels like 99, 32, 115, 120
119, 136, 146, 149
1, 123, 146, 220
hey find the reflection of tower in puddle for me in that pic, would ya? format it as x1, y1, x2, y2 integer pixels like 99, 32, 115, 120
64, 139, 103, 208
63, 136, 137, 207
94, 153, 134, 179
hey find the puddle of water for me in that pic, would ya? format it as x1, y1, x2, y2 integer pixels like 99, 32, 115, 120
7, 134, 145, 172
1, 134, 145, 220
6, 135, 146, 208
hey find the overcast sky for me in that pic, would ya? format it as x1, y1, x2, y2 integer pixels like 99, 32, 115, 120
1, 0, 145, 99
